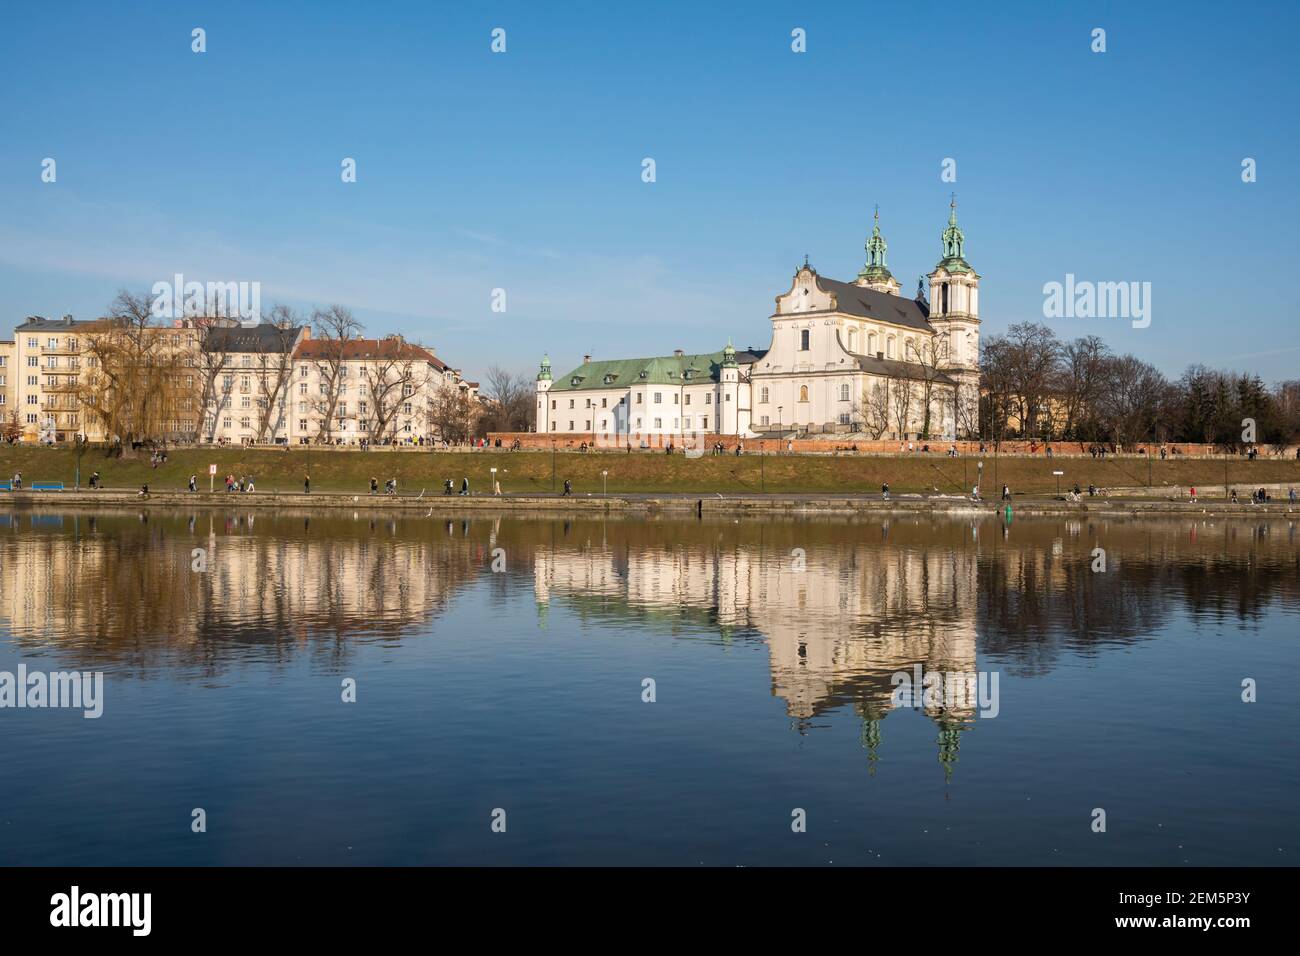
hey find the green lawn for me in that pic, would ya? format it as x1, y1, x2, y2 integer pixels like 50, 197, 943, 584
1, 444, 1296, 497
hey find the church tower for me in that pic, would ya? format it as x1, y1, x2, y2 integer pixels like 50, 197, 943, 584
719, 341, 740, 435
535, 353, 552, 432
927, 198, 981, 436
855, 208, 901, 295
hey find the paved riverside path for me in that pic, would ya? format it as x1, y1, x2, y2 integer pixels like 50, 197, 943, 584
2, 487, 1298, 518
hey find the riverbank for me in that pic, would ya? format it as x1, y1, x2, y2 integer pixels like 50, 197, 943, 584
3, 445, 1298, 498
3, 488, 1298, 518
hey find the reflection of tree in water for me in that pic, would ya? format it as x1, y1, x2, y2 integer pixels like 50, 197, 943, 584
0, 511, 482, 676
978, 518, 1300, 674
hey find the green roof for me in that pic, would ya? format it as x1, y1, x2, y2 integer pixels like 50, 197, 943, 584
549, 350, 728, 391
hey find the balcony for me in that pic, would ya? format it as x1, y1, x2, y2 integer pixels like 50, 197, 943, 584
40, 344, 81, 356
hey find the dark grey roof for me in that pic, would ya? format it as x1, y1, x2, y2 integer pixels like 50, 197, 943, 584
735, 348, 768, 364
202, 324, 304, 353
811, 275, 933, 332
848, 351, 956, 386
15, 316, 97, 331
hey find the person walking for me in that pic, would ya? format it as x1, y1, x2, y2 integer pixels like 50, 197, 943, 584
89, 471, 101, 490
443, 479, 454, 496
370, 477, 378, 495
188, 475, 197, 492
1290, 487, 1296, 504
460, 477, 470, 496
304, 474, 311, 494
1189, 486, 1196, 503
562, 479, 572, 497
881, 482, 890, 501
1001, 484, 1010, 501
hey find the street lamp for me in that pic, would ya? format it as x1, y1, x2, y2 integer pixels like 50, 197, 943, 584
74, 433, 87, 490
977, 460, 984, 498
490, 466, 498, 496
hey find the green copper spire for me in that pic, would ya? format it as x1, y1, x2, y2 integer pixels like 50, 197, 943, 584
936, 194, 974, 274
856, 205, 895, 285
537, 353, 552, 381
721, 339, 737, 368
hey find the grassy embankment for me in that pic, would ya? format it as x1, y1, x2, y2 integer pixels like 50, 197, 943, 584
1, 445, 1297, 497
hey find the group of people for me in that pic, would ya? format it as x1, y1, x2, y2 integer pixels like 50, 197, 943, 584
442, 478, 471, 496
1227, 487, 1288, 504
221, 474, 255, 493
368, 477, 399, 496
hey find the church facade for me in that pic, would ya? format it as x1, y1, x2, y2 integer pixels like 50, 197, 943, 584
537, 204, 981, 442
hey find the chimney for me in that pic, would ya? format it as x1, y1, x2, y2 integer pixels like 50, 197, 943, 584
877, 351, 884, 360
583, 354, 591, 364
63, 315, 73, 325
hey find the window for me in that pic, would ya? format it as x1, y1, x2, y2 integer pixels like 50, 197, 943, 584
799, 385, 809, 402
584, 420, 590, 430
673, 394, 678, 404
705, 394, 712, 405
684, 394, 691, 406
568, 421, 574, 430
569, 399, 575, 409
800, 329, 810, 350
653, 392, 662, 404
653, 418, 662, 428
840, 384, 850, 401
761, 415, 769, 426
27, 357, 38, 367
636, 392, 642, 403
601, 398, 607, 408
760, 387, 769, 403
299, 420, 308, 431
848, 328, 856, 351
701, 417, 709, 429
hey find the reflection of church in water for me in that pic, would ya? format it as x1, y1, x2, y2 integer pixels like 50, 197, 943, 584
533, 533, 979, 778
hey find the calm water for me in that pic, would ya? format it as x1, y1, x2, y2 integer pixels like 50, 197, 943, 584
0, 508, 1296, 866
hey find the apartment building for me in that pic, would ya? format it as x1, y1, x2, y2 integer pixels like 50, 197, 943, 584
290, 336, 477, 445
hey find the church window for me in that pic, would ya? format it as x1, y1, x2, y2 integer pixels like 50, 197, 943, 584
941, 284, 949, 314
839, 384, 849, 401
799, 385, 809, 402
868, 332, 877, 355
887, 336, 896, 359
800, 329, 810, 351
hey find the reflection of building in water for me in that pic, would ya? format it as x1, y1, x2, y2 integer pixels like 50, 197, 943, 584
0, 514, 477, 668
534, 539, 980, 774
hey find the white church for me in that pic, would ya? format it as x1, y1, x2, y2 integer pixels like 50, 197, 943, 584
536, 202, 981, 443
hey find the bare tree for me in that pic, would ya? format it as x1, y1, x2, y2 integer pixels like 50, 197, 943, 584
858, 380, 891, 439
889, 376, 914, 439
362, 335, 421, 443
427, 384, 475, 445
77, 290, 192, 450
309, 305, 362, 443
904, 337, 947, 438
479, 365, 534, 433
251, 304, 303, 443
1057, 335, 1108, 440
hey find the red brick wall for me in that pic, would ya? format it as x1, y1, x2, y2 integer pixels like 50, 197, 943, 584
487, 432, 1296, 458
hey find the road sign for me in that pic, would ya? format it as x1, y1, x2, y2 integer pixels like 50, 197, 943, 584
209, 464, 217, 475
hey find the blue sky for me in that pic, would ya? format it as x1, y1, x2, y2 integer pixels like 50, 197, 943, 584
0, 0, 1295, 383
